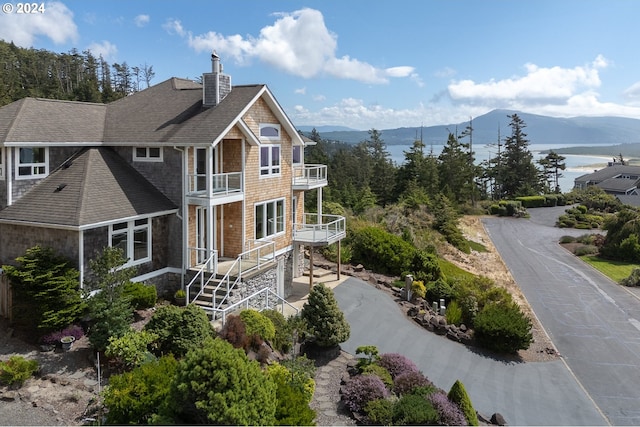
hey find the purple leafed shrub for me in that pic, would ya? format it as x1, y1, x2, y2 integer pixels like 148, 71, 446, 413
393, 370, 433, 396
41, 324, 85, 345
377, 353, 419, 379
427, 391, 468, 426
341, 374, 390, 413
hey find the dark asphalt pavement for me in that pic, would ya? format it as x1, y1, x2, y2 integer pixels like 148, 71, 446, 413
334, 276, 607, 425
483, 206, 640, 425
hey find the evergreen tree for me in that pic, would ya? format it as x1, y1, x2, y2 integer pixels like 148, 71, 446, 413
366, 129, 396, 206
301, 283, 350, 348
448, 379, 479, 426
2, 246, 85, 336
438, 132, 475, 204
537, 150, 566, 193
495, 114, 540, 198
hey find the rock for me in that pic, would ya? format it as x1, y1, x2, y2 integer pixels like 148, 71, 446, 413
459, 324, 468, 332
353, 264, 364, 272
407, 306, 419, 317
1, 391, 18, 401
491, 412, 508, 425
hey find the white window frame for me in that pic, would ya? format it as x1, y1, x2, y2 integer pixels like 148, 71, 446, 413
259, 144, 281, 177
109, 218, 152, 267
292, 145, 302, 165
0, 147, 4, 180
15, 147, 49, 180
133, 147, 163, 162
259, 123, 281, 141
255, 198, 285, 240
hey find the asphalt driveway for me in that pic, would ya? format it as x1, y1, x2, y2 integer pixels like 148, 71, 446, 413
334, 276, 607, 425
482, 206, 640, 425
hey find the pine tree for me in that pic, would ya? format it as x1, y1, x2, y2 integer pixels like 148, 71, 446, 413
301, 283, 350, 348
438, 132, 475, 205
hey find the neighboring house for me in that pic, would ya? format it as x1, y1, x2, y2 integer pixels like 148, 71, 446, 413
574, 163, 640, 207
0, 53, 345, 319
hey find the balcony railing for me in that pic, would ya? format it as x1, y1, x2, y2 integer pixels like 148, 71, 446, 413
187, 172, 243, 198
292, 164, 327, 189
293, 213, 346, 246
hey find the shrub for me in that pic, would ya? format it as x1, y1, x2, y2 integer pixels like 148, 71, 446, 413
446, 300, 463, 326
0, 356, 39, 386
219, 314, 250, 350
301, 283, 350, 348
376, 353, 419, 379
41, 324, 84, 346
266, 363, 316, 425
393, 370, 433, 396
280, 355, 316, 401
448, 379, 479, 426
3, 246, 85, 336
574, 244, 598, 256
144, 304, 214, 358
559, 235, 577, 244
105, 329, 158, 370
341, 374, 390, 413
355, 345, 380, 370
103, 355, 178, 425
409, 250, 442, 282
240, 309, 276, 342
261, 310, 293, 354
620, 268, 640, 287
350, 226, 416, 275
515, 195, 545, 208
364, 398, 394, 425
428, 391, 468, 426
169, 338, 276, 425
361, 363, 393, 388
410, 280, 426, 299
392, 394, 439, 425
123, 281, 157, 309
426, 278, 454, 304
473, 302, 533, 354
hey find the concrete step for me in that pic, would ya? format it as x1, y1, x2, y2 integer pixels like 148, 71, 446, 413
303, 267, 333, 278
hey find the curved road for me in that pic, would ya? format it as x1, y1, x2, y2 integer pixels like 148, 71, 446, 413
483, 207, 640, 425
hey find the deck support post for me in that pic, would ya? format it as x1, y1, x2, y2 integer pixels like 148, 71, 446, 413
309, 246, 314, 290
337, 240, 341, 280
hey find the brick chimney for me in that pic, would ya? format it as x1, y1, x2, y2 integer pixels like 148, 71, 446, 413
202, 51, 231, 108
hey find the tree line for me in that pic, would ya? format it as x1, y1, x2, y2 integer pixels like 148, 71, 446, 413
305, 113, 566, 213
0, 40, 155, 106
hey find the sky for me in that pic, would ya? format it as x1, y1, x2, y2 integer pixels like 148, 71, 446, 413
2, 0, 640, 131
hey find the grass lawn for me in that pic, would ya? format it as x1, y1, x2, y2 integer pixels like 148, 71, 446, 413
579, 255, 639, 283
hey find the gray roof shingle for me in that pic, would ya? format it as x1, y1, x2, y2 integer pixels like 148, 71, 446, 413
0, 147, 177, 228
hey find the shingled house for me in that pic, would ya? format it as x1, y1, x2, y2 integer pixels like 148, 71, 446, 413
0, 54, 345, 319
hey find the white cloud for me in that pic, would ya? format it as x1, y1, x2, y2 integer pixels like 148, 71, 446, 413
172, 8, 419, 85
134, 14, 150, 28
0, 1, 78, 46
86, 40, 118, 61
448, 56, 609, 102
313, 94, 326, 102
163, 19, 187, 37
294, 87, 306, 95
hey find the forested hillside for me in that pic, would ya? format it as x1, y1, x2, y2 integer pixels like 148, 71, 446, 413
0, 40, 155, 106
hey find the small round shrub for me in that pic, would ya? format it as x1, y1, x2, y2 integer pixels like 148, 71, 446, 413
393, 370, 433, 396
473, 302, 533, 354
574, 244, 598, 256
361, 363, 393, 388
620, 268, 640, 287
123, 282, 157, 309
240, 309, 276, 342
261, 309, 293, 354
105, 329, 158, 370
0, 356, 39, 386
559, 235, 576, 244
341, 374, 390, 413
392, 394, 438, 425
426, 278, 454, 304
377, 353, 419, 379
427, 391, 468, 426
364, 398, 394, 425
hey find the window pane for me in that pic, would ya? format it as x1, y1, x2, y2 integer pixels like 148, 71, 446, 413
255, 205, 264, 239
260, 126, 279, 137
260, 147, 269, 167
292, 146, 301, 164
113, 222, 128, 231
133, 228, 148, 260
272, 147, 280, 166
149, 148, 160, 158
276, 200, 284, 233
18, 166, 31, 176
135, 218, 148, 226
19, 148, 34, 163
112, 232, 128, 256
32, 147, 45, 163
267, 202, 275, 236
136, 147, 146, 158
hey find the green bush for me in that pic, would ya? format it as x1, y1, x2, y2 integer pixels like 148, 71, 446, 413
0, 356, 39, 386
426, 278, 454, 304
361, 363, 393, 388
105, 329, 158, 370
392, 394, 439, 425
409, 250, 442, 282
261, 310, 293, 354
621, 268, 640, 287
473, 302, 533, 354
301, 283, 350, 348
364, 399, 394, 425
350, 226, 416, 275
240, 309, 276, 342
267, 363, 316, 425
144, 304, 214, 358
559, 235, 576, 243
515, 195, 546, 208
574, 244, 598, 256
103, 355, 178, 425
123, 282, 157, 309
169, 337, 277, 425
445, 300, 463, 326
448, 379, 479, 426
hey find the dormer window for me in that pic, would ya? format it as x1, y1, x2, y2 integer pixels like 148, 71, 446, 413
259, 123, 281, 141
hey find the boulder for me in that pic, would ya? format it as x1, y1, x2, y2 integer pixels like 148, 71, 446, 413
353, 264, 364, 272
491, 412, 508, 425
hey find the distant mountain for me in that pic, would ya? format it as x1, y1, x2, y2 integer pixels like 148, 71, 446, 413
300, 109, 640, 146
296, 125, 359, 133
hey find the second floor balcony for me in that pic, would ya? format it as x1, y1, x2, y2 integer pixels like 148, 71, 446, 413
293, 213, 346, 246
292, 164, 327, 190
186, 172, 243, 205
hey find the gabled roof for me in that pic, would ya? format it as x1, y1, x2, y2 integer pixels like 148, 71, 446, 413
597, 177, 639, 193
0, 98, 106, 143
575, 164, 640, 183
0, 147, 177, 229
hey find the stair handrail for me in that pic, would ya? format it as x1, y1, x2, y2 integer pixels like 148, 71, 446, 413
212, 287, 299, 325
185, 250, 218, 304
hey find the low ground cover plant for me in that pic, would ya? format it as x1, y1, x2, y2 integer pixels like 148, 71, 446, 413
0, 356, 39, 386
